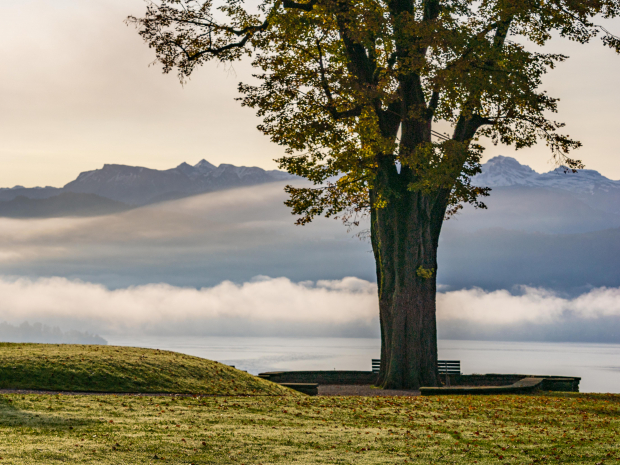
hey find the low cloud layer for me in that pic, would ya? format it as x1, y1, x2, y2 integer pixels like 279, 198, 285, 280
438, 286, 620, 324
0, 276, 379, 337
437, 286, 620, 343
2, 275, 620, 342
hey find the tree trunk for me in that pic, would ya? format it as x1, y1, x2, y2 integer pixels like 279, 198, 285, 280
371, 164, 446, 390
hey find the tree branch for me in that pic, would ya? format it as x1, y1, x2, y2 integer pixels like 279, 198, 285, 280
429, 90, 440, 114
283, 0, 318, 11
315, 39, 362, 120
181, 33, 254, 61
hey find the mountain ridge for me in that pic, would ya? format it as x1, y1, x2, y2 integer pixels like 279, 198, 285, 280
63, 159, 295, 205
0, 192, 131, 218
1, 156, 618, 219
0, 160, 295, 213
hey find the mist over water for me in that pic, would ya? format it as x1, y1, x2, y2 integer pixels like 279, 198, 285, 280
0, 182, 376, 288
0, 321, 106, 344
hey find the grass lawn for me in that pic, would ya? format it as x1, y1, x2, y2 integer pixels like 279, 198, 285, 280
0, 391, 619, 464
1, 343, 619, 464
0, 343, 291, 396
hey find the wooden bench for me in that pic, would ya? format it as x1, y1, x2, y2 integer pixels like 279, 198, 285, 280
372, 359, 461, 374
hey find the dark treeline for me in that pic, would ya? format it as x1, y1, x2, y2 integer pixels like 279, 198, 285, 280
0, 321, 107, 345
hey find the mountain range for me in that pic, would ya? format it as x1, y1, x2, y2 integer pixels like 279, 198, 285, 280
0, 156, 618, 297
0, 155, 618, 223
0, 160, 294, 217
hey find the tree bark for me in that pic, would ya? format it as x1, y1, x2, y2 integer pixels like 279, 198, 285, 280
371, 162, 446, 390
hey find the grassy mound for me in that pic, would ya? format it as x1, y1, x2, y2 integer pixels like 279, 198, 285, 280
0, 343, 294, 396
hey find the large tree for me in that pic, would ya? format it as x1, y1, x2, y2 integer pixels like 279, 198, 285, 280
129, 0, 620, 389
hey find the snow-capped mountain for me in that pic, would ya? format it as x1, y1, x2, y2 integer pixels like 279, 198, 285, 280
471, 156, 620, 216
473, 155, 620, 194
444, 155, 620, 234
472, 156, 540, 187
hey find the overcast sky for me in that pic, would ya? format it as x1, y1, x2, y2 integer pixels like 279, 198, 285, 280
0, 0, 619, 188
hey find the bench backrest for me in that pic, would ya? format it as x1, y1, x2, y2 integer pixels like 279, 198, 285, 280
372, 359, 380, 373
372, 359, 460, 374
437, 360, 461, 374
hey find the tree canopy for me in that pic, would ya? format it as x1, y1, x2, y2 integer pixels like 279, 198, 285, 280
130, 0, 619, 224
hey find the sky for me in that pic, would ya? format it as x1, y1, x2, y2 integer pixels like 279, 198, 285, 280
0, 0, 619, 188
0, 1, 619, 346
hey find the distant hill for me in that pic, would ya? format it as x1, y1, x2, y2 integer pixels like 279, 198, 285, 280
0, 186, 61, 202
0, 192, 131, 218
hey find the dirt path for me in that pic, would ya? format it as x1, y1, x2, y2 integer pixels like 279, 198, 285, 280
0, 389, 257, 397
318, 385, 420, 396
2, 385, 420, 397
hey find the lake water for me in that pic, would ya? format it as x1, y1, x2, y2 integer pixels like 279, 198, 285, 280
106, 336, 620, 394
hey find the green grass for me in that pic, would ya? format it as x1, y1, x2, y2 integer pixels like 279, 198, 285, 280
1, 343, 619, 463
0, 391, 618, 464
0, 343, 293, 396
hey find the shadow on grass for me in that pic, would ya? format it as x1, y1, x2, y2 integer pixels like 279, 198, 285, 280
0, 395, 96, 430
543, 391, 620, 418
0, 366, 151, 393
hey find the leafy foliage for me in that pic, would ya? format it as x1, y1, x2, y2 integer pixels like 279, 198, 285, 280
128, 0, 620, 223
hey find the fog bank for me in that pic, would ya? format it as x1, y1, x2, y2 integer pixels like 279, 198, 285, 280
1, 276, 620, 342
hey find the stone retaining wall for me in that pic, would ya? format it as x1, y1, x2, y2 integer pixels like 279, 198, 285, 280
260, 371, 580, 392
445, 374, 580, 392
259, 371, 378, 385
